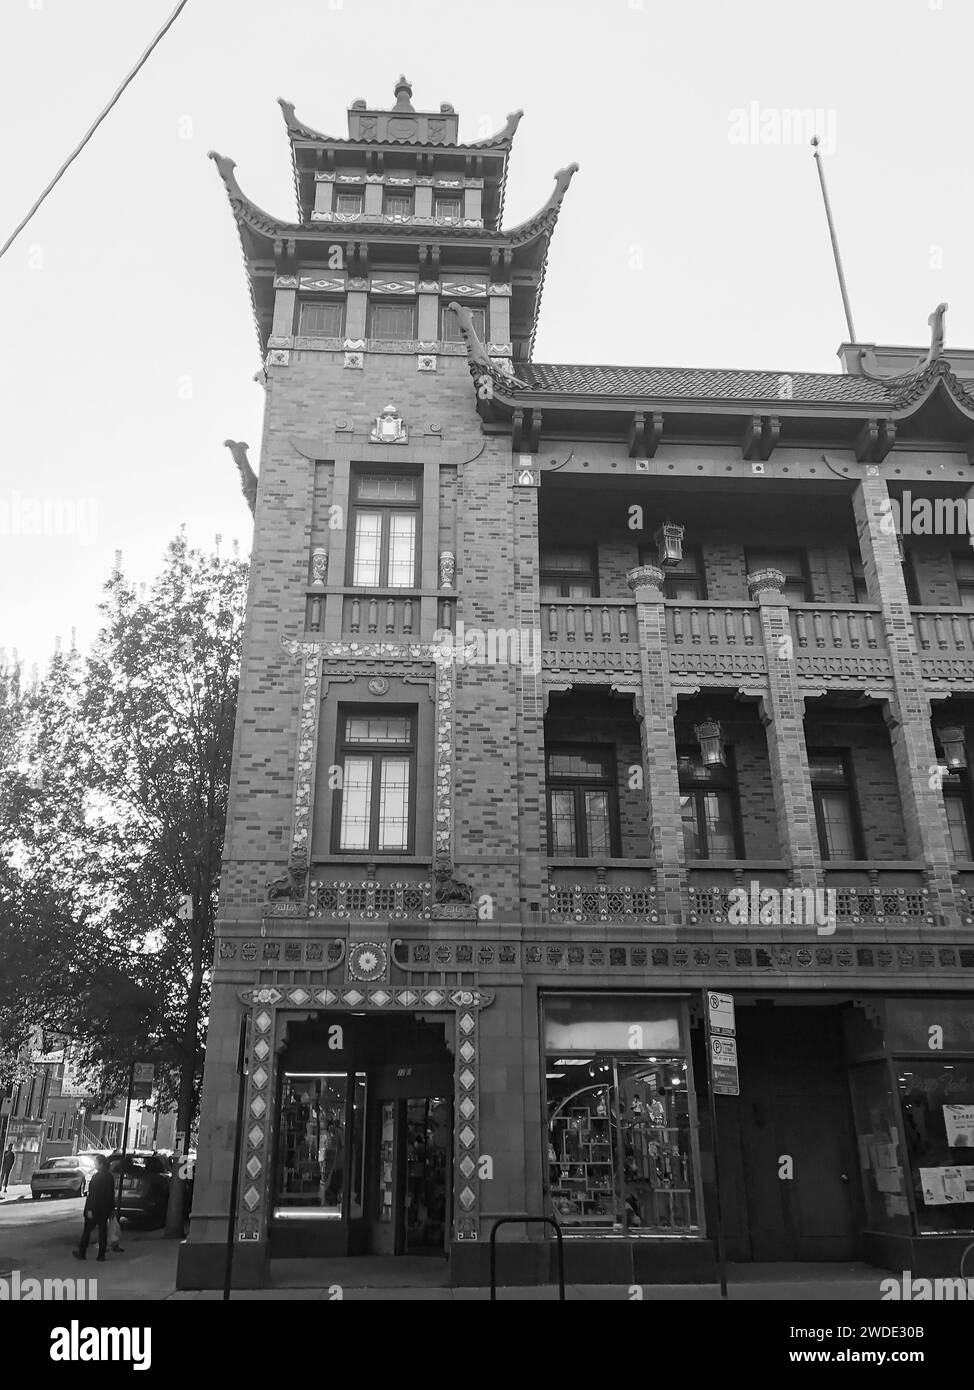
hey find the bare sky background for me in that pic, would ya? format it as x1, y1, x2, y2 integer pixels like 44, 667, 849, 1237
2, 0, 971, 669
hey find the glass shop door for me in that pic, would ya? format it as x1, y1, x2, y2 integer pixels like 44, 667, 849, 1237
373, 1094, 452, 1255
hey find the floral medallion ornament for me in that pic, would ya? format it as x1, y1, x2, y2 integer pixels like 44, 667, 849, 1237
367, 676, 390, 696
348, 941, 389, 983
439, 551, 456, 588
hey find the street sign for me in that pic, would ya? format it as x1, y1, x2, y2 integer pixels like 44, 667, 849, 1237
710, 1035, 740, 1096
132, 1062, 155, 1100
707, 991, 736, 1037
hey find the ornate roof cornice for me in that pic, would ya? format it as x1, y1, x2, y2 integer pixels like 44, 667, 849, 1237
278, 97, 335, 143
469, 110, 524, 149
884, 357, 974, 417
502, 163, 579, 246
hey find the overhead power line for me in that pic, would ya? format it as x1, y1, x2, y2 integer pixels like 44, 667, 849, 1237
0, 0, 191, 264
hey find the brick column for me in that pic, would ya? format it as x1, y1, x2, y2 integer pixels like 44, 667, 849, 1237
627, 565, 685, 919
854, 472, 955, 919
748, 568, 822, 888
514, 474, 546, 916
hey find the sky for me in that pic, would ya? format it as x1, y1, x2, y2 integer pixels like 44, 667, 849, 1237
1, 0, 971, 670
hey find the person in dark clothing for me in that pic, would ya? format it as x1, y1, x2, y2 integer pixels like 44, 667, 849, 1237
72, 1154, 114, 1261
0, 1145, 15, 1191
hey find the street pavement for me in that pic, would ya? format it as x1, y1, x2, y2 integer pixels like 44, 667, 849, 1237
0, 1193, 897, 1300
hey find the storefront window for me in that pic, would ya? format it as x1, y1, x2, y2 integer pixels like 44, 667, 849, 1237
848, 1063, 912, 1234
275, 1072, 366, 1220
543, 994, 699, 1234
898, 1060, 974, 1234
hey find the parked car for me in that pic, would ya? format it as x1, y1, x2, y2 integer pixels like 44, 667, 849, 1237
111, 1152, 172, 1227
30, 1156, 88, 1200
75, 1150, 110, 1181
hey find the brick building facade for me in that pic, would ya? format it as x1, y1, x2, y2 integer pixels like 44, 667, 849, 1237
177, 79, 974, 1287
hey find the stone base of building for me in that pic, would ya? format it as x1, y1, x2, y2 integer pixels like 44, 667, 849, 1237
862, 1231, 974, 1279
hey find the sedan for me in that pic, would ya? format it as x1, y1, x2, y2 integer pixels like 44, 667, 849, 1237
114, 1154, 172, 1227
30, 1157, 88, 1199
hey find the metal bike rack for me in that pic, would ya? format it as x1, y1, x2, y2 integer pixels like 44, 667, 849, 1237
487, 1213, 565, 1300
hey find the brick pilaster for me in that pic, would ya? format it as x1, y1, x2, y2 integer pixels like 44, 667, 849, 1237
627, 566, 685, 919
854, 473, 956, 919
750, 571, 822, 888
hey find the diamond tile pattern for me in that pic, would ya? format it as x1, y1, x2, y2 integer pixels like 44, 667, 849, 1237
459, 1068, 475, 1090
253, 1039, 270, 1061
458, 1125, 475, 1148
243, 1185, 260, 1211
255, 1011, 271, 1033
459, 1041, 475, 1063
459, 1156, 476, 1179
248, 1124, 263, 1148
459, 1098, 475, 1120
245, 1156, 262, 1180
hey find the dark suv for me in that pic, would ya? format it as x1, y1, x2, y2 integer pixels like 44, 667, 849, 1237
111, 1152, 172, 1227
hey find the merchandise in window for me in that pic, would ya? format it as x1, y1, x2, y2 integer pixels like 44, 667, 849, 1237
848, 1063, 912, 1234
335, 710, 415, 853
543, 995, 699, 1234
898, 1060, 974, 1233
275, 1072, 367, 1220
678, 749, 740, 860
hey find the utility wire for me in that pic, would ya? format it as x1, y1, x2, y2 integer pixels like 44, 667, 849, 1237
0, 0, 191, 264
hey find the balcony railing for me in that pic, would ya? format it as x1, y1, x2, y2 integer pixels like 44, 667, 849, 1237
790, 604, 884, 653
542, 599, 636, 647
304, 589, 456, 636
666, 601, 758, 649
547, 861, 661, 924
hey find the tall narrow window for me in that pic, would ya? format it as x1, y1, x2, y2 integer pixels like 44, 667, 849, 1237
953, 550, 974, 610
350, 473, 419, 588
678, 749, 740, 860
745, 548, 810, 602
298, 300, 343, 337
809, 751, 861, 860
943, 770, 974, 858
850, 551, 869, 603
369, 301, 416, 341
441, 304, 486, 342
546, 748, 618, 857
539, 548, 598, 600
335, 710, 415, 853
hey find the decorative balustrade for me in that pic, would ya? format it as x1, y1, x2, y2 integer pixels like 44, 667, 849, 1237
913, 608, 974, 655
790, 604, 884, 653
547, 863, 661, 923
666, 602, 758, 648
303, 591, 456, 636
541, 599, 636, 647
310, 876, 434, 919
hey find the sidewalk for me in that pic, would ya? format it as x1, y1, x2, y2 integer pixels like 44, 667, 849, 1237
0, 1185, 32, 1204
1, 1224, 893, 1299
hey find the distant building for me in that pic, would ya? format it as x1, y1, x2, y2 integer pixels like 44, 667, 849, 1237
180, 79, 974, 1289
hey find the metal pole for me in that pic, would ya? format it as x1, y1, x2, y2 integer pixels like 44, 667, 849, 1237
702, 990, 729, 1298
223, 1014, 249, 1301
116, 1063, 135, 1221
811, 137, 856, 344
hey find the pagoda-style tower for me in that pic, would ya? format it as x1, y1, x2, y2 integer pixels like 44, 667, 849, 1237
179, 81, 576, 1287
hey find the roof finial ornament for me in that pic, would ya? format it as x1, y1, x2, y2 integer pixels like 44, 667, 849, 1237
924, 302, 948, 367
393, 75, 414, 112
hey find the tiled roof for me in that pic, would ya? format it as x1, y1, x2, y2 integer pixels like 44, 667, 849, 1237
519, 363, 901, 405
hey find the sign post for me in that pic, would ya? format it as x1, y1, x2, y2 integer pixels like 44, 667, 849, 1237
703, 990, 738, 1298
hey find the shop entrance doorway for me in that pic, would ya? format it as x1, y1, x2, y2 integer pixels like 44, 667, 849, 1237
270, 1013, 453, 1260
715, 1002, 863, 1261
373, 1090, 452, 1256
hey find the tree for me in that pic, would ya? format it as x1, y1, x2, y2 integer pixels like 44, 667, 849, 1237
0, 534, 248, 1233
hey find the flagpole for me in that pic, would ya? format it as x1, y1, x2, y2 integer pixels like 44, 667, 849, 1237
811, 136, 857, 344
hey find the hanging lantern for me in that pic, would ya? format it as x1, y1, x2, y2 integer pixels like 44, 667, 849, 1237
694, 716, 726, 767
655, 522, 684, 569
937, 725, 967, 771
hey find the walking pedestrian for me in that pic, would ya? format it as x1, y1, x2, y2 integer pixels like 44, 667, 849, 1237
0, 1144, 14, 1191
72, 1153, 113, 1262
